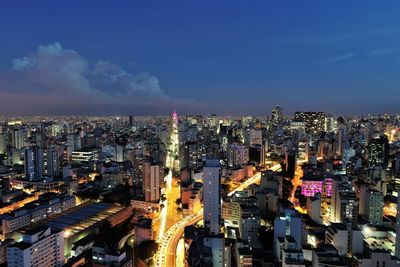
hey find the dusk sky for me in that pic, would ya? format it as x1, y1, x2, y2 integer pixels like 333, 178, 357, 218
0, 0, 399, 116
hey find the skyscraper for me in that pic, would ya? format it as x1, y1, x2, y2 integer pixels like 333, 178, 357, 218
203, 159, 221, 235
44, 146, 59, 178
294, 112, 326, 134
142, 160, 160, 203
271, 105, 283, 127
24, 146, 44, 181
368, 135, 389, 168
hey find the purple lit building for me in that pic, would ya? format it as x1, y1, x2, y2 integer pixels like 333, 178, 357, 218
301, 175, 332, 198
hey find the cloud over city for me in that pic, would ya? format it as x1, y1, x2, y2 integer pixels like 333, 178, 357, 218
0, 42, 200, 115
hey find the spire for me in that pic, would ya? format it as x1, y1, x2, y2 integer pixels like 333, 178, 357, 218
172, 109, 177, 120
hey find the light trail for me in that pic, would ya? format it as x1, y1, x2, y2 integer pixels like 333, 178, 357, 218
155, 163, 282, 267
157, 113, 179, 242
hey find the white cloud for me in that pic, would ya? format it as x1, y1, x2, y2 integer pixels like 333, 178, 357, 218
3, 42, 164, 97
322, 53, 355, 64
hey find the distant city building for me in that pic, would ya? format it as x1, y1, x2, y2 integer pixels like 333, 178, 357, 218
294, 112, 326, 134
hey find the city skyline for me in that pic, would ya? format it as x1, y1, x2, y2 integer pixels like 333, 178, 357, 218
0, 1, 399, 116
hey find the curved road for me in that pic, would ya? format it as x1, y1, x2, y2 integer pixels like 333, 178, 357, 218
155, 163, 283, 267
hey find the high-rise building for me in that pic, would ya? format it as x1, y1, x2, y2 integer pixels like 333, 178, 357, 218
294, 112, 326, 134
142, 161, 160, 202
368, 135, 389, 168
44, 146, 59, 178
271, 105, 283, 127
129, 115, 133, 127
24, 146, 44, 181
273, 209, 303, 261
12, 129, 27, 149
330, 177, 358, 225
364, 189, 383, 225
0, 133, 7, 154
227, 144, 249, 167
7, 226, 64, 267
203, 159, 221, 235
67, 134, 81, 158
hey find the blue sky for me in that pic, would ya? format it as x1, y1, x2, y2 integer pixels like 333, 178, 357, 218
0, 0, 399, 115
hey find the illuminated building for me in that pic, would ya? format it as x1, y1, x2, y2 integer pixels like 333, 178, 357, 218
294, 112, 326, 134
142, 161, 160, 202
7, 226, 64, 267
24, 146, 44, 181
203, 159, 221, 235
71, 151, 97, 163
271, 105, 284, 128
301, 176, 332, 197
12, 129, 27, 150
368, 135, 389, 168
45, 201, 132, 257
330, 177, 358, 225
67, 134, 81, 158
180, 141, 200, 170
227, 144, 249, 168
360, 188, 383, 225
1, 194, 75, 239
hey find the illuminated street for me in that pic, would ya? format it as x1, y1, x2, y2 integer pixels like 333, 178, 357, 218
155, 163, 283, 267
155, 111, 180, 242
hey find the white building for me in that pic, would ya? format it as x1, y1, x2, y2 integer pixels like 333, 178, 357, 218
325, 223, 363, 256
7, 226, 64, 267
274, 209, 304, 261
71, 151, 96, 163
203, 159, 221, 235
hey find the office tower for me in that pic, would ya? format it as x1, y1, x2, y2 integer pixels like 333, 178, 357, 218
368, 135, 389, 168
271, 105, 283, 127
0, 133, 7, 154
67, 134, 81, 158
294, 112, 326, 134
335, 127, 346, 156
44, 146, 59, 177
7, 226, 64, 267
330, 177, 358, 225
203, 159, 221, 235
51, 124, 61, 137
12, 129, 27, 149
24, 146, 44, 181
180, 141, 200, 170
142, 161, 160, 202
249, 129, 262, 146
129, 115, 133, 127
227, 144, 249, 167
